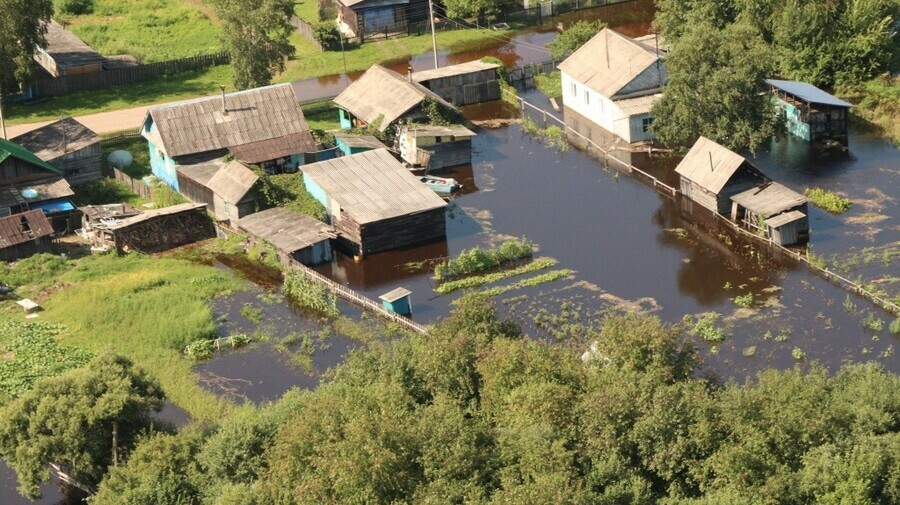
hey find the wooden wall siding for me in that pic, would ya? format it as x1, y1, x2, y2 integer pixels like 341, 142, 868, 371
112, 208, 215, 253
356, 208, 446, 256
293, 241, 333, 266
423, 140, 472, 171
0, 238, 51, 262
50, 145, 103, 186
177, 173, 215, 210
289, 16, 324, 51
211, 193, 256, 223
114, 168, 155, 200
0, 158, 57, 186
421, 71, 500, 106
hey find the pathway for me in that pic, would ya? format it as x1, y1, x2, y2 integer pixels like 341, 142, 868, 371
5, 104, 151, 137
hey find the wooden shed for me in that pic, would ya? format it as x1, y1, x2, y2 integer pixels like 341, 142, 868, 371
333, 65, 458, 132
79, 203, 140, 230
675, 137, 766, 215
766, 79, 853, 148
333, 133, 387, 156
0, 210, 54, 261
379, 287, 412, 316
730, 182, 810, 246
177, 160, 259, 223
33, 20, 104, 77
96, 203, 215, 253
301, 148, 447, 257
398, 124, 476, 171
412, 60, 501, 106
236, 207, 337, 266
11, 118, 103, 186
336, 0, 429, 41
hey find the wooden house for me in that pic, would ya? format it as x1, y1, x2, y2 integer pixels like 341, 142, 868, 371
94, 203, 215, 253
0, 210, 54, 261
766, 79, 853, 147
558, 28, 666, 143
333, 133, 387, 156
730, 182, 810, 246
11, 118, 103, 186
333, 65, 458, 132
675, 137, 766, 216
301, 148, 447, 257
336, 0, 429, 40
177, 160, 259, 223
236, 207, 337, 266
34, 20, 105, 77
398, 125, 476, 170
140, 84, 317, 189
0, 138, 77, 232
412, 60, 501, 106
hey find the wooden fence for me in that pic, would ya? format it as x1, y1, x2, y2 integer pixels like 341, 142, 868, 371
507, 60, 558, 90
509, 91, 900, 316
112, 168, 154, 200
290, 16, 325, 52
29, 52, 230, 99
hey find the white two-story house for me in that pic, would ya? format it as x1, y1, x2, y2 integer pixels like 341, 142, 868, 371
558, 29, 667, 143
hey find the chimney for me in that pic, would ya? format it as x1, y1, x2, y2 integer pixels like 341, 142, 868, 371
220, 85, 227, 114
407, 66, 413, 83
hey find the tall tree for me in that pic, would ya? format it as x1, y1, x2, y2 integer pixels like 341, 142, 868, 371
0, 0, 53, 93
213, 0, 295, 90
547, 20, 607, 62
442, 0, 515, 19
0, 354, 164, 499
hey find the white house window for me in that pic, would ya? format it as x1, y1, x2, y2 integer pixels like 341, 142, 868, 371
584, 90, 590, 105
642, 117, 654, 133
571, 82, 577, 96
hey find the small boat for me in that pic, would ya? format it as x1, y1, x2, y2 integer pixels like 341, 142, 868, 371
421, 175, 461, 196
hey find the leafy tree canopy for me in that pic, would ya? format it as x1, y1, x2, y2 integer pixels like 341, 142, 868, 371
547, 20, 608, 62
0, 0, 53, 93
443, 0, 515, 19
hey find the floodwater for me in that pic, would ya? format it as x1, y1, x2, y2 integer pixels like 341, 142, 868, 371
291, 0, 657, 101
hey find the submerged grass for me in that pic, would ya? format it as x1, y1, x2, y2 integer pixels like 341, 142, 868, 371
434, 237, 534, 281
435, 257, 558, 294
481, 269, 574, 297
805, 187, 852, 214
2, 253, 245, 421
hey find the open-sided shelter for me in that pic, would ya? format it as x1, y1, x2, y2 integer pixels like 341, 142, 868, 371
766, 79, 853, 147
730, 182, 810, 246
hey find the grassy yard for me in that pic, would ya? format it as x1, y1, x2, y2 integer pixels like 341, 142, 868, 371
59, 0, 223, 62
101, 135, 152, 178
301, 99, 341, 131
0, 253, 246, 421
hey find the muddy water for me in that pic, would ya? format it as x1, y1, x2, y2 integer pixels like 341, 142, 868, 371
291, 0, 657, 101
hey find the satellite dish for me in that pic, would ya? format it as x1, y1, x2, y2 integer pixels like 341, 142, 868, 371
107, 150, 134, 169
21, 188, 39, 199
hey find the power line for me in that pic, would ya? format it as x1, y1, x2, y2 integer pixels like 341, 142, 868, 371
432, 13, 552, 54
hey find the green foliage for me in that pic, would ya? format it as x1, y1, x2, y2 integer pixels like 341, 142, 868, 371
688, 313, 728, 343
890, 318, 900, 336
421, 98, 464, 127
72, 178, 143, 207
443, 0, 514, 18
0, 354, 164, 499
434, 237, 534, 281
836, 75, 900, 144
102, 135, 152, 178
152, 182, 189, 208
185, 338, 215, 360
792, 346, 807, 361
805, 187, 853, 214
481, 56, 508, 84
313, 20, 342, 51
534, 70, 562, 98
2, 253, 75, 291
733, 292, 754, 308
435, 257, 558, 294
547, 20, 607, 62
282, 272, 340, 318
300, 99, 341, 131
0, 0, 53, 92
213, 0, 295, 89
54, 0, 93, 16
480, 269, 574, 297
0, 322, 94, 401
253, 168, 327, 221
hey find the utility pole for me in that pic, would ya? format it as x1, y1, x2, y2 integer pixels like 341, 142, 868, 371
428, 0, 439, 69
0, 84, 7, 140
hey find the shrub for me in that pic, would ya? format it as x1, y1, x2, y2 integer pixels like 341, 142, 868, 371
434, 237, 534, 281
283, 272, 339, 318
185, 339, 215, 360
804, 187, 852, 214
55, 0, 94, 16
313, 21, 342, 51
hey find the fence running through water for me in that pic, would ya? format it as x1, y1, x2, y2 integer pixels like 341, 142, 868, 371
508, 89, 900, 316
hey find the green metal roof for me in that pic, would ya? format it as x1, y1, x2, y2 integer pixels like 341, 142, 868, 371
0, 137, 62, 175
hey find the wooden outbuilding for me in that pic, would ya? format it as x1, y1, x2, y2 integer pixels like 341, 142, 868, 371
34, 20, 104, 77
333, 133, 387, 156
301, 148, 447, 257
379, 287, 412, 316
94, 203, 215, 253
0, 138, 77, 232
141, 84, 318, 189
236, 207, 336, 266
675, 137, 766, 215
336, 0, 429, 41
412, 60, 501, 106
398, 124, 476, 170
0, 210, 54, 261
766, 79, 853, 148
334, 65, 458, 132
11, 118, 103, 186
730, 182, 810, 246
176, 160, 259, 223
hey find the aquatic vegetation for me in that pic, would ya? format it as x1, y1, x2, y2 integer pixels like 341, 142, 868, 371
687, 313, 727, 343
0, 322, 94, 400
792, 347, 806, 361
481, 270, 574, 297
283, 272, 340, 319
733, 292, 755, 308
434, 237, 534, 281
240, 304, 263, 324
435, 257, 558, 294
804, 187, 852, 214
862, 312, 884, 332
891, 318, 900, 335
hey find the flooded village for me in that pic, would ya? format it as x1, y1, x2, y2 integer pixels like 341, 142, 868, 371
0, 0, 898, 503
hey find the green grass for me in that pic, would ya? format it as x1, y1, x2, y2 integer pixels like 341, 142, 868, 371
434, 237, 534, 281
1, 253, 246, 422
294, 0, 321, 23
836, 76, 900, 144
480, 269, 574, 296
534, 70, 562, 98
435, 257, 558, 295
301, 99, 342, 131
805, 187, 853, 214
102, 136, 152, 178
59, 0, 223, 62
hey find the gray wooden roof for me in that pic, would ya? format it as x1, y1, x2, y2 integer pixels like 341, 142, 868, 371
765, 210, 807, 228
108, 203, 207, 230
412, 60, 500, 82
145, 84, 310, 158
731, 182, 808, 217
236, 207, 336, 254
0, 210, 54, 248
558, 28, 665, 99
11, 118, 101, 161
177, 161, 223, 187
302, 148, 447, 224
333, 65, 457, 132
207, 161, 259, 204
333, 133, 387, 150
400, 125, 476, 138
675, 137, 759, 194
38, 20, 104, 69
228, 132, 318, 163
80, 203, 141, 221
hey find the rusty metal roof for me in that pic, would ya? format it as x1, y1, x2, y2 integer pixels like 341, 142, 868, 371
12, 117, 101, 162
558, 28, 665, 99
237, 207, 336, 254
144, 84, 311, 158
0, 210, 54, 248
675, 137, 759, 194
228, 132, 318, 163
333, 65, 458, 132
301, 148, 447, 224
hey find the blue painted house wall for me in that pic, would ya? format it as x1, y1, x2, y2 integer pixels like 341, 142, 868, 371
382, 295, 411, 316
775, 99, 811, 142
339, 109, 353, 129
302, 173, 332, 221
141, 117, 180, 190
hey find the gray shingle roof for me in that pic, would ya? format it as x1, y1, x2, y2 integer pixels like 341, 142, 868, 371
39, 20, 104, 69
731, 182, 807, 217
206, 161, 259, 204
11, 118, 101, 161
301, 148, 447, 224
766, 79, 854, 108
333, 65, 457, 132
411, 60, 500, 82
145, 84, 310, 158
675, 137, 756, 194
237, 207, 336, 254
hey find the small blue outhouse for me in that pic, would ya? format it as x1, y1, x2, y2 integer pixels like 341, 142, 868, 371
379, 287, 412, 316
